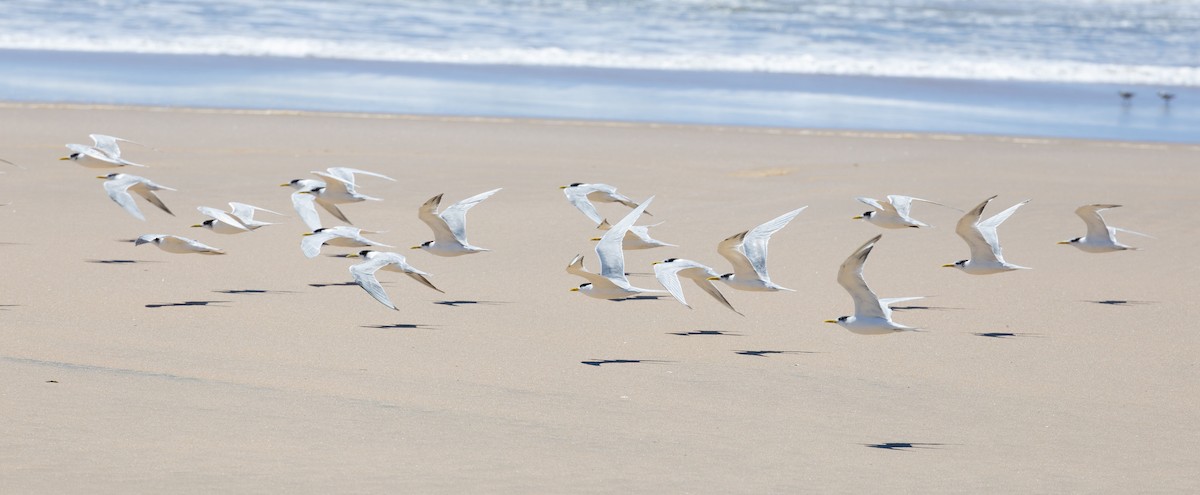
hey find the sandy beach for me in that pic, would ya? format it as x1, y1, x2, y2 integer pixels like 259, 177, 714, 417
2, 103, 1198, 493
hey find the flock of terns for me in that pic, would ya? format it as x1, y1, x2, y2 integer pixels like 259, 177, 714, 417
44, 133, 1153, 335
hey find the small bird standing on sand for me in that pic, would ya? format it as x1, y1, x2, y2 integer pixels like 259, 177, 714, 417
412, 188, 501, 257
826, 235, 922, 335
62, 134, 150, 168
98, 173, 175, 221
1058, 204, 1153, 253
943, 195, 1030, 274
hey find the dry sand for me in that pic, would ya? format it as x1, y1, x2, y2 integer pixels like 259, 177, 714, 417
1, 103, 1198, 493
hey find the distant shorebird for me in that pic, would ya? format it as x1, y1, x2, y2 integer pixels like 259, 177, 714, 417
1158, 91, 1175, 104
1118, 91, 1134, 103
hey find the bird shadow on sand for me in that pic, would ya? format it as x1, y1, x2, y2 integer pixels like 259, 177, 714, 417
734, 350, 818, 357
86, 259, 158, 264
308, 281, 358, 288
609, 296, 666, 302
890, 305, 962, 312
213, 289, 299, 295
973, 331, 1044, 339
667, 330, 743, 337
145, 300, 231, 308
862, 442, 948, 451
433, 300, 508, 307
0, 304, 18, 311
361, 323, 439, 330
581, 359, 674, 367
1087, 300, 1154, 306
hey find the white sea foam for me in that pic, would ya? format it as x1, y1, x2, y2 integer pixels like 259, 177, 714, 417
2, 34, 1197, 87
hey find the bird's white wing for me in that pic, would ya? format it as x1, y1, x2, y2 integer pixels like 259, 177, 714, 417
855, 196, 885, 211
326, 167, 396, 184
976, 199, 1029, 263
886, 195, 920, 219
68, 143, 122, 164
716, 231, 756, 279
311, 171, 354, 196
691, 276, 742, 316
653, 262, 692, 308
417, 193, 458, 245
1111, 226, 1155, 239
197, 206, 249, 231
956, 196, 1002, 263
291, 192, 324, 231
350, 258, 398, 310
229, 202, 284, 221
596, 196, 653, 284
103, 176, 145, 220
739, 207, 806, 280
564, 186, 604, 224
899, 195, 961, 212
301, 232, 338, 258
837, 235, 887, 320
89, 134, 147, 166
163, 235, 224, 254
129, 182, 174, 216
566, 254, 614, 286
1075, 204, 1120, 241
439, 188, 501, 244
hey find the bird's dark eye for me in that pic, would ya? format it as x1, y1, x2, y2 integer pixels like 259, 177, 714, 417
422, 241, 432, 247
863, 211, 872, 216
1072, 237, 1081, 243
664, 258, 678, 263
839, 316, 848, 322
579, 283, 591, 288
721, 273, 733, 279
71, 153, 80, 159
569, 182, 582, 187
313, 228, 327, 233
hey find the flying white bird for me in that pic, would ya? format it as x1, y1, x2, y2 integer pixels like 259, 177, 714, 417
98, 173, 175, 220
944, 196, 1030, 274
282, 167, 394, 224
652, 258, 742, 315
825, 235, 921, 335
560, 182, 650, 224
853, 195, 958, 229
134, 234, 224, 255
712, 207, 806, 291
347, 250, 443, 310
301, 226, 391, 258
192, 203, 284, 234
568, 197, 667, 299
1058, 204, 1153, 252
412, 188, 501, 256
593, 219, 676, 250
61, 134, 150, 168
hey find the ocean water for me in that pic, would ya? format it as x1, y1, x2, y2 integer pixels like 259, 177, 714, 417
1, 0, 1197, 141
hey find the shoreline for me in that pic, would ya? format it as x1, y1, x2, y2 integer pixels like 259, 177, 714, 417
3, 100, 1196, 152
2, 48, 1197, 144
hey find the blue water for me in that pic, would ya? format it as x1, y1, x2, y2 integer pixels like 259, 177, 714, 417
1, 0, 1197, 141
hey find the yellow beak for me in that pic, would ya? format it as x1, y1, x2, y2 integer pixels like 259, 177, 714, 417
59, 157, 71, 161
589, 237, 602, 241
279, 183, 292, 187
851, 215, 863, 220
95, 175, 108, 179
823, 319, 838, 324
941, 264, 955, 268
345, 253, 360, 258
1056, 241, 1070, 245
706, 276, 720, 281
569, 287, 579, 292
410, 246, 421, 250
558, 185, 568, 189
189, 224, 202, 228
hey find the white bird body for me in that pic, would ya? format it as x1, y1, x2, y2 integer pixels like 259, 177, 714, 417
945, 196, 1030, 274
348, 250, 443, 310
193, 206, 251, 234
134, 234, 224, 255
228, 202, 284, 229
301, 226, 391, 258
1059, 204, 1151, 253
98, 173, 175, 221
561, 183, 649, 224
826, 235, 920, 335
413, 188, 501, 257
854, 195, 957, 229
283, 167, 394, 225
715, 207, 806, 291
653, 258, 741, 315
568, 197, 666, 300
595, 219, 676, 250
62, 134, 149, 168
